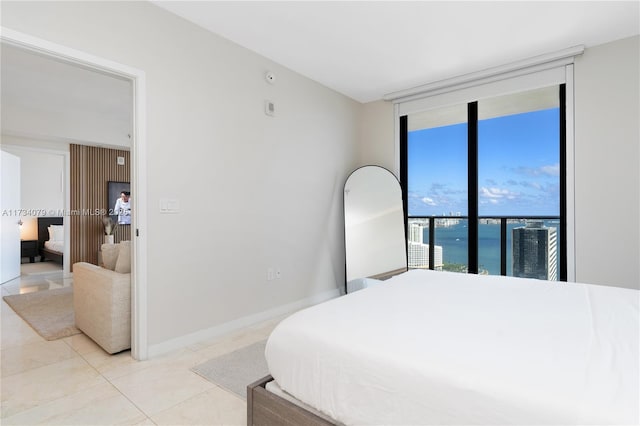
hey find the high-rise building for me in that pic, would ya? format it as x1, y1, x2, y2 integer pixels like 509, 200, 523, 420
408, 241, 428, 268
407, 222, 443, 270
512, 221, 557, 281
408, 241, 443, 270
408, 222, 426, 244
433, 244, 443, 270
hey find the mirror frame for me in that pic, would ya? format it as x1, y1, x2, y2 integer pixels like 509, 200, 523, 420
344, 165, 407, 293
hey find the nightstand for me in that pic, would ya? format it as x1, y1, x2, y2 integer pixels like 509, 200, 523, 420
21, 240, 38, 263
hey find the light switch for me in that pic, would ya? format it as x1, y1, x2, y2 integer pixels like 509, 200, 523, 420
160, 198, 180, 213
265, 100, 275, 117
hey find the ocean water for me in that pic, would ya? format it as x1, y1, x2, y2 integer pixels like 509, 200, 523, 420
424, 220, 560, 277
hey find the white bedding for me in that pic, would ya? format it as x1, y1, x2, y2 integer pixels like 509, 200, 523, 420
44, 240, 64, 253
265, 269, 639, 425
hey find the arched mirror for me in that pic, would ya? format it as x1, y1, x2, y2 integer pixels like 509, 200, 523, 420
344, 166, 407, 292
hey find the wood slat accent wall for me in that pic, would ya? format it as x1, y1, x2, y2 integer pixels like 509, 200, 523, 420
70, 144, 131, 269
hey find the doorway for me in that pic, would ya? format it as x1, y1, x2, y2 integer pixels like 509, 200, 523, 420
5, 146, 66, 276
0, 28, 148, 360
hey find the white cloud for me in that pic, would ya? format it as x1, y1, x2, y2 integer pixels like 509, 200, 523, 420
540, 164, 560, 176
519, 180, 542, 190
422, 197, 437, 206
514, 163, 560, 177
480, 187, 519, 200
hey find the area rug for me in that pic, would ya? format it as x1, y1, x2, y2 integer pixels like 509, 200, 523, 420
3, 287, 81, 340
191, 340, 268, 400
21, 261, 63, 276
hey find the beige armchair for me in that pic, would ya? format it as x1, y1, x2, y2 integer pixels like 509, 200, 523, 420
73, 245, 131, 354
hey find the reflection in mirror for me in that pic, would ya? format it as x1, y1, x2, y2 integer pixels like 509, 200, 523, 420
344, 166, 407, 292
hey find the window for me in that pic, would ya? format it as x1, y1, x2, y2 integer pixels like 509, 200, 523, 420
401, 85, 567, 280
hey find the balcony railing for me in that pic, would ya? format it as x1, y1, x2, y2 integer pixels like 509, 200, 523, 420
407, 216, 562, 280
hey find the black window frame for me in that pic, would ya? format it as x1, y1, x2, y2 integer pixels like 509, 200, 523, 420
400, 84, 567, 281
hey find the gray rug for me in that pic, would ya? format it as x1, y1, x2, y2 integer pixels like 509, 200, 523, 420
191, 340, 268, 400
3, 287, 81, 340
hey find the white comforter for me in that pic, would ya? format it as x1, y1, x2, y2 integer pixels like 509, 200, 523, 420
44, 240, 63, 253
265, 269, 639, 425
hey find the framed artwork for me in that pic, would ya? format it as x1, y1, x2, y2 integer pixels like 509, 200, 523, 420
108, 181, 131, 225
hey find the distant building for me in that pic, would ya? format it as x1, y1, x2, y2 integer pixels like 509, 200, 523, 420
408, 222, 426, 244
512, 221, 557, 281
407, 222, 443, 269
433, 244, 443, 270
408, 241, 443, 270
408, 241, 428, 268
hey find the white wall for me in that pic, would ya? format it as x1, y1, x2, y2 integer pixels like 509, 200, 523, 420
2, 137, 65, 241
1, 1, 360, 352
359, 100, 395, 173
358, 36, 640, 289
573, 36, 639, 289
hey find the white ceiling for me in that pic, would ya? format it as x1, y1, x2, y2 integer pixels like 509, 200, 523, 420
154, 1, 640, 103
1, 1, 637, 146
1, 43, 133, 147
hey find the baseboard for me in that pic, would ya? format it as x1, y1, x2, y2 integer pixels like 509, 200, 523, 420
147, 288, 340, 358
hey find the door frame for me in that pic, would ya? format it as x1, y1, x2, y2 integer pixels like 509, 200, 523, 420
1, 27, 149, 360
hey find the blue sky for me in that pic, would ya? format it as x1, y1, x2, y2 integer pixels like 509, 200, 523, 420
408, 108, 560, 217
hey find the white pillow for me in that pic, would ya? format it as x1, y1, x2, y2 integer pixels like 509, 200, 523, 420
101, 243, 120, 271
49, 225, 64, 242
114, 241, 131, 273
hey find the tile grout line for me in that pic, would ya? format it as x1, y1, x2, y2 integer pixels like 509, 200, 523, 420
75, 348, 159, 425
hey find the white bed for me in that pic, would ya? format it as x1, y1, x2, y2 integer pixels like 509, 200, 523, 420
44, 240, 64, 253
264, 269, 639, 425
37, 218, 64, 264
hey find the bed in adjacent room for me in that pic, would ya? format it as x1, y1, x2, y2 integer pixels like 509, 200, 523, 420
37, 217, 64, 264
248, 269, 639, 425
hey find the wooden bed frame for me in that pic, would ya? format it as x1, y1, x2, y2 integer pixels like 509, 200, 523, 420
247, 375, 336, 426
37, 217, 63, 264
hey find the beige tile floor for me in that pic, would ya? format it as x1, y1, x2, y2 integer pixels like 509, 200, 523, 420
1, 265, 279, 425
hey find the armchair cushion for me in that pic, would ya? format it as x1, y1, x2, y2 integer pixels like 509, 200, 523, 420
101, 243, 120, 270
73, 262, 131, 354
115, 241, 131, 273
